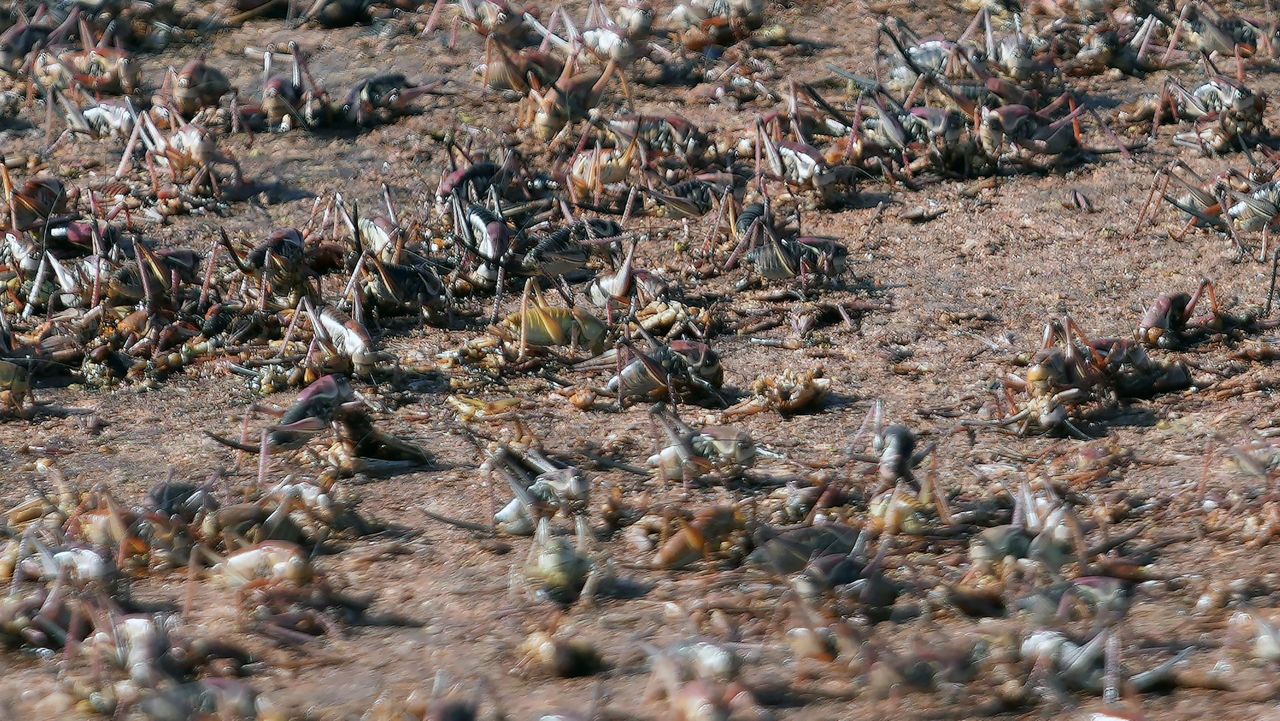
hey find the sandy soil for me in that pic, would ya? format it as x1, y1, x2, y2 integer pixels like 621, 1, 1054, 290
3, 0, 1280, 719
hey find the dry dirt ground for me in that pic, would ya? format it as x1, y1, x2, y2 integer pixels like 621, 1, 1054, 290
3, 1, 1280, 720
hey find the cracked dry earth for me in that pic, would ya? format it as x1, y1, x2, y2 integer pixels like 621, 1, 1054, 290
4, 0, 1280, 720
